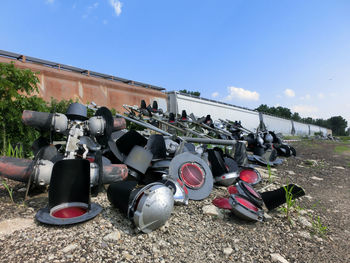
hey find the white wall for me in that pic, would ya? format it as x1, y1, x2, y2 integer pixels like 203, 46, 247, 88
293, 121, 310, 135
169, 93, 260, 132
167, 92, 328, 136
263, 114, 292, 134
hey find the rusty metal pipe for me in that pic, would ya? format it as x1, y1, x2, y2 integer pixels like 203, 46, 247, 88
112, 117, 126, 131
101, 164, 128, 183
0, 156, 33, 182
22, 110, 53, 131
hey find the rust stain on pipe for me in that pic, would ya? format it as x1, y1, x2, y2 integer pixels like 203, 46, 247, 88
112, 118, 126, 131
103, 164, 128, 182
0, 156, 33, 183
21, 110, 34, 124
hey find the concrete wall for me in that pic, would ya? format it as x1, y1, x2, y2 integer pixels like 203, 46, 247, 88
0, 56, 167, 113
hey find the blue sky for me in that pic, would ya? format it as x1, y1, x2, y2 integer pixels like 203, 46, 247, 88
1, 0, 350, 125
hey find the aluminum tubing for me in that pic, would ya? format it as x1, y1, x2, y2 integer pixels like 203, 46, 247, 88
0, 156, 33, 183
180, 137, 236, 146
115, 113, 172, 136
34, 162, 129, 186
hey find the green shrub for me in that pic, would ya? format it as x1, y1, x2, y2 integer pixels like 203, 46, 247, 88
0, 62, 80, 157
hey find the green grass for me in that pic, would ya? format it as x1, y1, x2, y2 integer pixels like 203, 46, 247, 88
304, 159, 315, 166
311, 215, 328, 238
338, 136, 350, 142
267, 163, 273, 183
334, 145, 350, 154
299, 140, 321, 148
0, 180, 14, 203
283, 135, 302, 140
0, 142, 24, 203
279, 184, 298, 223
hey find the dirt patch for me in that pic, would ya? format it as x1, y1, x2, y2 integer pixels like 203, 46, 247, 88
0, 140, 349, 262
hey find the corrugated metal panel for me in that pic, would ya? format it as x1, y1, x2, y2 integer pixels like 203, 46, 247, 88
309, 124, 323, 135
167, 91, 328, 136
168, 92, 259, 132
293, 122, 310, 135
263, 114, 292, 135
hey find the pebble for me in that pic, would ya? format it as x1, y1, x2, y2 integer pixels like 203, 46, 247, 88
333, 166, 345, 170
298, 216, 312, 228
287, 170, 295, 175
299, 231, 312, 239
103, 230, 121, 242
62, 244, 78, 253
311, 176, 323, 181
264, 213, 273, 220
0, 218, 34, 236
202, 205, 224, 219
270, 253, 289, 263
315, 236, 323, 242
122, 251, 134, 260
299, 210, 309, 216
255, 167, 269, 178
0, 155, 346, 263
152, 246, 160, 254
304, 195, 313, 200
223, 247, 233, 256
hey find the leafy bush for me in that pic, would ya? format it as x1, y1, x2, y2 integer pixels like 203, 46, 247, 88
0, 62, 77, 157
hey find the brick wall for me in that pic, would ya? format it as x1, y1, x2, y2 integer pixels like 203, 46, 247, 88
0, 56, 167, 113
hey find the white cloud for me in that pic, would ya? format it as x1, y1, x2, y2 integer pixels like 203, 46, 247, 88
318, 93, 325, 99
103, 19, 108, 25
292, 105, 318, 115
224, 86, 259, 101
46, 0, 54, 4
284, 89, 295, 98
109, 0, 123, 16
211, 92, 219, 98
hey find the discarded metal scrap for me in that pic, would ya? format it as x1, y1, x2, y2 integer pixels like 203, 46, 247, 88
0, 99, 303, 233
213, 183, 305, 221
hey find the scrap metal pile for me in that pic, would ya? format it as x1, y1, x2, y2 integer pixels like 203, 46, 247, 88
0, 101, 303, 233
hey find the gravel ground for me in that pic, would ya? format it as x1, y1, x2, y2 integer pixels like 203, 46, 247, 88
0, 140, 349, 263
